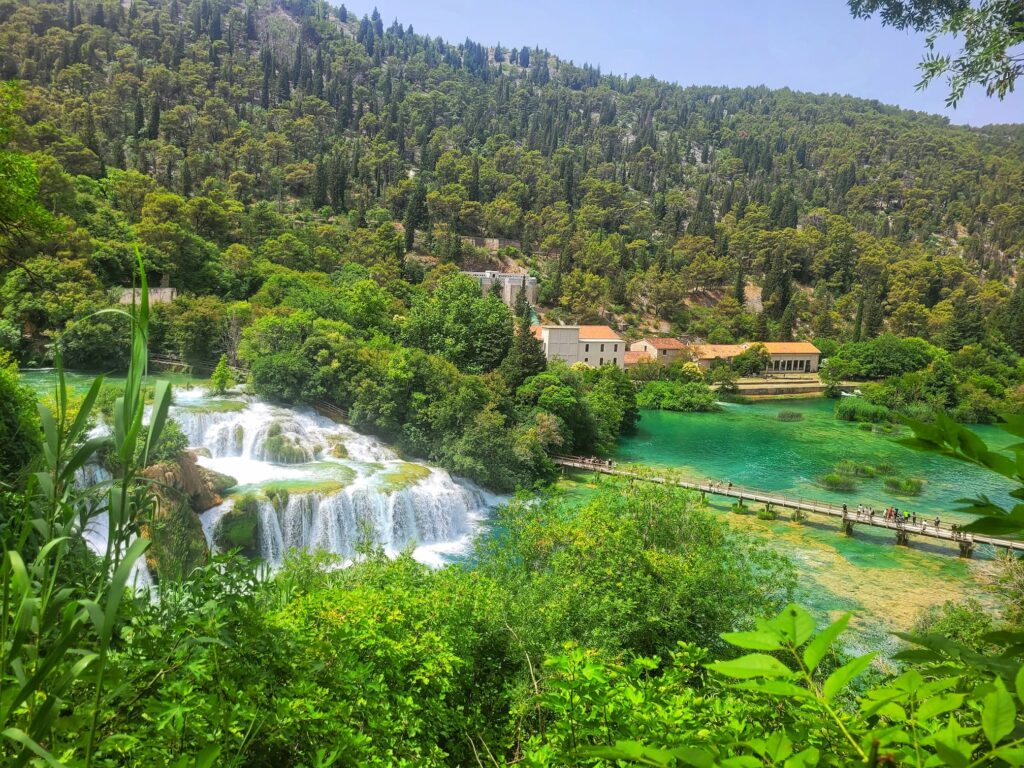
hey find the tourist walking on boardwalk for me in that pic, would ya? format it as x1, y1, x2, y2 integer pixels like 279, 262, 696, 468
934, 516, 940, 528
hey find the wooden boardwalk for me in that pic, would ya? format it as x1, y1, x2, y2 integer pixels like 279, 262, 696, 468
554, 456, 1024, 557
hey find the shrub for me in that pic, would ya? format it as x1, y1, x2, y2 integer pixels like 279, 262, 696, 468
835, 397, 892, 423
820, 473, 857, 492
776, 410, 804, 421
636, 380, 720, 412
883, 476, 923, 496
214, 493, 261, 557
755, 505, 777, 520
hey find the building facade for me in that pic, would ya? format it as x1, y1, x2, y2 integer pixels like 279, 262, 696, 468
531, 325, 625, 368
628, 337, 690, 365
690, 342, 821, 373
463, 271, 538, 308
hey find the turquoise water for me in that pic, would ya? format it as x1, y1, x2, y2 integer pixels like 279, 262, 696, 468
615, 400, 1017, 522
601, 400, 1018, 640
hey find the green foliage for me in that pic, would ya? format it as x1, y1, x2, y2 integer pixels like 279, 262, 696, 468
835, 396, 893, 423
0, 351, 41, 482
820, 472, 858, 492
883, 475, 925, 495
209, 354, 234, 394
214, 493, 261, 558
636, 380, 721, 412
776, 409, 804, 421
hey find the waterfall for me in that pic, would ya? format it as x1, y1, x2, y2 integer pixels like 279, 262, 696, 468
181, 397, 497, 568
246, 469, 486, 566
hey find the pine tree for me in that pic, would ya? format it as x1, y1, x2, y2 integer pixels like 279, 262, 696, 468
210, 355, 234, 394
402, 180, 426, 252
133, 98, 144, 135
733, 262, 745, 307
500, 315, 546, 389
277, 68, 290, 101
147, 98, 160, 139
753, 312, 769, 342
1007, 280, 1024, 354
780, 301, 798, 342
514, 283, 531, 322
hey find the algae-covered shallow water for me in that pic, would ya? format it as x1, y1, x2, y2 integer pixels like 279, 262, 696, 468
616, 399, 1018, 522
602, 399, 1018, 642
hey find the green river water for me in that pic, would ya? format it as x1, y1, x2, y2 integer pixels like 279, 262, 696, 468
22, 370, 1014, 653
584, 398, 1019, 654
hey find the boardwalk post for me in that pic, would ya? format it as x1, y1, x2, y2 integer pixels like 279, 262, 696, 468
958, 539, 974, 558
842, 512, 854, 536
895, 529, 909, 546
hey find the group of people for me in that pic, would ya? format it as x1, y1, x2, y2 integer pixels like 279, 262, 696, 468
849, 504, 941, 528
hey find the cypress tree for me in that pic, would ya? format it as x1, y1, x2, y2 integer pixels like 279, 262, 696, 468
1006, 279, 1024, 354
147, 98, 160, 139
500, 315, 547, 389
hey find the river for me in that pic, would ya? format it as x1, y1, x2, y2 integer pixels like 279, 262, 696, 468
603, 399, 1016, 653
22, 371, 1012, 647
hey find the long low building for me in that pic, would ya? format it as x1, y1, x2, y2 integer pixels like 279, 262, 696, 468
531, 325, 625, 368
626, 338, 821, 373
690, 342, 821, 372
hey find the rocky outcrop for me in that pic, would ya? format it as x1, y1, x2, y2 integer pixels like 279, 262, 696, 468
141, 450, 237, 580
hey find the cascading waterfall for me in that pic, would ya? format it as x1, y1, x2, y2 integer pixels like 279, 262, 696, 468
252, 470, 487, 565
182, 398, 497, 567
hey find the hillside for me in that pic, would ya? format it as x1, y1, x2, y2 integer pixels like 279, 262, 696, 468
2, 0, 1024, 347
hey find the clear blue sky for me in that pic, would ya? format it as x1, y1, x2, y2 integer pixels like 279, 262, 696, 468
354, 0, 1023, 126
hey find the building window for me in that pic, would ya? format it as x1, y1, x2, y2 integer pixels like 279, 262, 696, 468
613, 344, 617, 352
585, 343, 589, 352
599, 357, 604, 365
662, 349, 666, 356
601, 344, 605, 352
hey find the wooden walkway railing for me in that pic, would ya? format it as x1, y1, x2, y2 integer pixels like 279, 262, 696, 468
554, 456, 1024, 557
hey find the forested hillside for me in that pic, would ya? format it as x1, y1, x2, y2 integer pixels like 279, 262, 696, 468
2, 0, 1024, 335
3, 0, 1024, 485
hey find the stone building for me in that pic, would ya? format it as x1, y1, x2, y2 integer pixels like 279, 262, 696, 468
530, 325, 625, 368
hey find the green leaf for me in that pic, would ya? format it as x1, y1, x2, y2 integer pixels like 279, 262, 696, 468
66, 374, 103, 444
982, 681, 1017, 746
785, 747, 820, 768
1, 728, 64, 768
1016, 665, 1024, 705
142, 379, 172, 467
708, 653, 793, 680
822, 653, 875, 702
732, 679, 816, 701
916, 692, 966, 721
585, 741, 714, 768
803, 613, 850, 673
768, 604, 816, 647
721, 630, 784, 651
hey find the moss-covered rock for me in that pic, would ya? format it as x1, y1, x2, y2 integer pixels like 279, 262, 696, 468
262, 422, 312, 464
377, 462, 431, 493
214, 493, 261, 558
201, 467, 238, 495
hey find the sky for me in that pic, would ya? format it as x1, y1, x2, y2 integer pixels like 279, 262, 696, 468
354, 0, 1024, 126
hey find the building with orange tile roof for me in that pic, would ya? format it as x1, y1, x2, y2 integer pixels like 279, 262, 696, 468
629, 337, 691, 365
689, 341, 821, 373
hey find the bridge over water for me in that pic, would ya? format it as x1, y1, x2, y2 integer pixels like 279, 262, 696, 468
554, 456, 1024, 558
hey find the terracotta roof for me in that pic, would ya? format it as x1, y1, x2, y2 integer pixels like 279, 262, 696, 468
761, 342, 820, 355
530, 325, 623, 341
624, 350, 654, 366
691, 344, 745, 359
530, 325, 543, 340
691, 342, 820, 359
578, 325, 622, 340
641, 337, 686, 350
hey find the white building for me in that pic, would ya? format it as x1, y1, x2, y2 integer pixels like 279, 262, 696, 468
530, 325, 625, 368
463, 270, 538, 308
